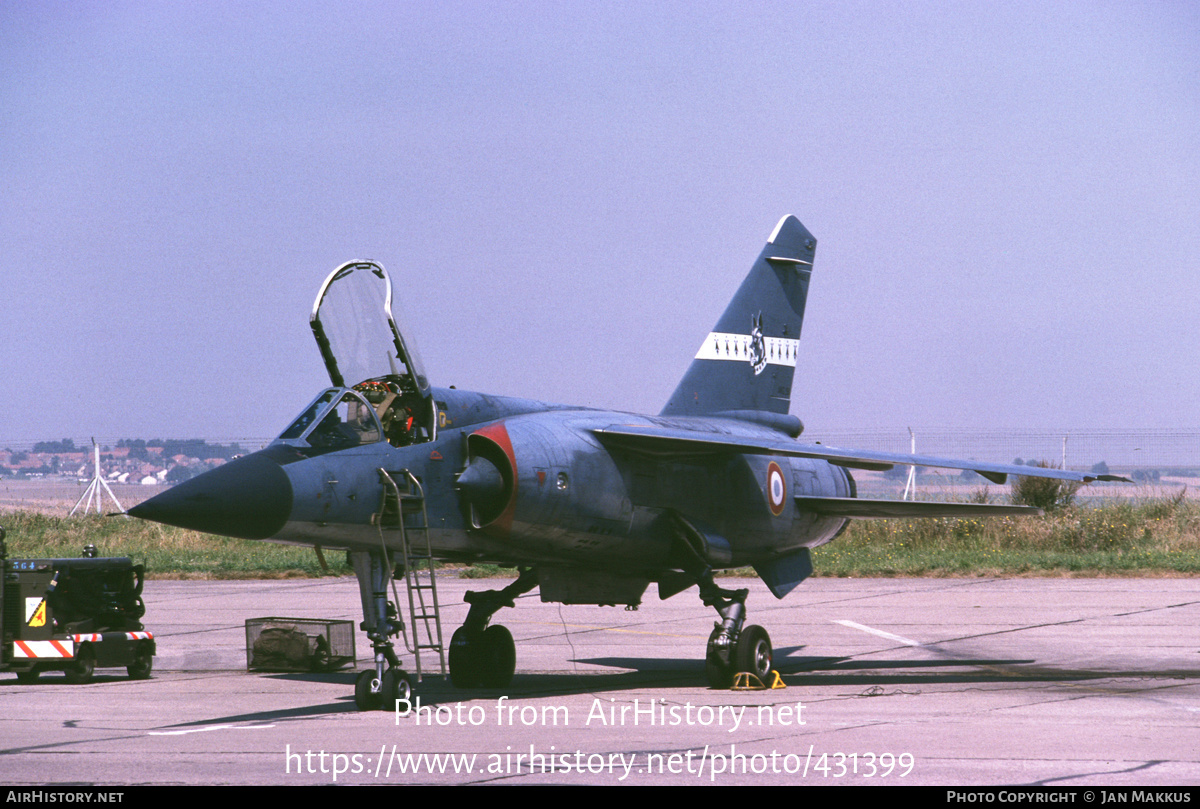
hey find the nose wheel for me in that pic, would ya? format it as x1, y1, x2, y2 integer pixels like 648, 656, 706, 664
355, 667, 413, 711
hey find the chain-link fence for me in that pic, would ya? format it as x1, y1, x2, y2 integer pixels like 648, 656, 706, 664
803, 428, 1200, 474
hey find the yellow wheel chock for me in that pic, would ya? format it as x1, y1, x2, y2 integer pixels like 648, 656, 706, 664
730, 670, 786, 690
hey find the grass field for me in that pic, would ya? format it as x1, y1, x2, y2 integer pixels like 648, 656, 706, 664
2, 485, 1197, 579
810, 494, 1200, 576
0, 510, 348, 578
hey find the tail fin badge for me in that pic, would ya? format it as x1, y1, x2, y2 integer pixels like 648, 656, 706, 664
694, 311, 798, 374
749, 314, 767, 375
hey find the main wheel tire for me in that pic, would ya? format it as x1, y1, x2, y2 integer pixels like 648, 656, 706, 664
127, 644, 153, 680
734, 625, 772, 682
705, 655, 731, 689
705, 627, 732, 689
64, 645, 95, 685
354, 670, 381, 711
478, 625, 515, 688
449, 627, 482, 688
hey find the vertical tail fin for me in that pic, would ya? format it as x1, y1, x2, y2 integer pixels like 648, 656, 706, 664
660, 215, 815, 417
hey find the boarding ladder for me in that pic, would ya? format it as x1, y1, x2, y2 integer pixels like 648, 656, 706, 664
376, 468, 446, 681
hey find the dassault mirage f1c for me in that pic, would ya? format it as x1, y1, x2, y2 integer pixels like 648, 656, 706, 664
129, 215, 1123, 709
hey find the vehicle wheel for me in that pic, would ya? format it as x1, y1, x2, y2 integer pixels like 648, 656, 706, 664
127, 644, 153, 680
449, 627, 481, 688
381, 668, 414, 711
354, 670, 381, 711
705, 627, 731, 689
15, 668, 39, 684
478, 625, 515, 688
64, 644, 95, 685
734, 625, 772, 682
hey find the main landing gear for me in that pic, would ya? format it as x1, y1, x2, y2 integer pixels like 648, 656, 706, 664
448, 567, 536, 689
697, 571, 773, 689
667, 513, 776, 688
349, 550, 414, 711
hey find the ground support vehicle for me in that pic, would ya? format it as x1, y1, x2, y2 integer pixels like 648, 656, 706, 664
1, 527, 155, 683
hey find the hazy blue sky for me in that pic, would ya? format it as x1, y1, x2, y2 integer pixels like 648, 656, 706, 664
3, 1, 1197, 443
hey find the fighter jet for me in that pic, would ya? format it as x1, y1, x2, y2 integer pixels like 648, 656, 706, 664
129, 215, 1123, 709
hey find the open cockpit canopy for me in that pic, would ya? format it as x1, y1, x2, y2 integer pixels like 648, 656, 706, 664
306, 261, 436, 447
310, 261, 430, 395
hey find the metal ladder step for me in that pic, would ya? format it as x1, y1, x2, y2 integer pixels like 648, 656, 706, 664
376, 469, 446, 682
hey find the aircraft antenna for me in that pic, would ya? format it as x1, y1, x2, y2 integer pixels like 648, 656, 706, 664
69, 438, 127, 517
902, 427, 917, 501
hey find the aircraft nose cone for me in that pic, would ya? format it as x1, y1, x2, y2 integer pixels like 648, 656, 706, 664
128, 451, 293, 540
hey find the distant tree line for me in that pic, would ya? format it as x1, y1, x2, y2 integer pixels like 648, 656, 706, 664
20, 438, 245, 462
116, 438, 245, 461
31, 438, 79, 454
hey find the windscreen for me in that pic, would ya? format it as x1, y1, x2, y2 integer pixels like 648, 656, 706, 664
279, 389, 339, 439
306, 390, 383, 449
276, 388, 383, 451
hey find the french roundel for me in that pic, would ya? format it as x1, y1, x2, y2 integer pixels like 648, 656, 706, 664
767, 461, 786, 516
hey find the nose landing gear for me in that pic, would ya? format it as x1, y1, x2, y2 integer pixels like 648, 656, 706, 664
349, 550, 415, 711
355, 666, 414, 711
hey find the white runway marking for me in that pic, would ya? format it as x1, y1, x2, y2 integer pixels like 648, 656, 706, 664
149, 724, 276, 736
834, 620, 923, 647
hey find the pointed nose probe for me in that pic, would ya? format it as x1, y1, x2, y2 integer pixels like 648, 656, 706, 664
127, 452, 293, 540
